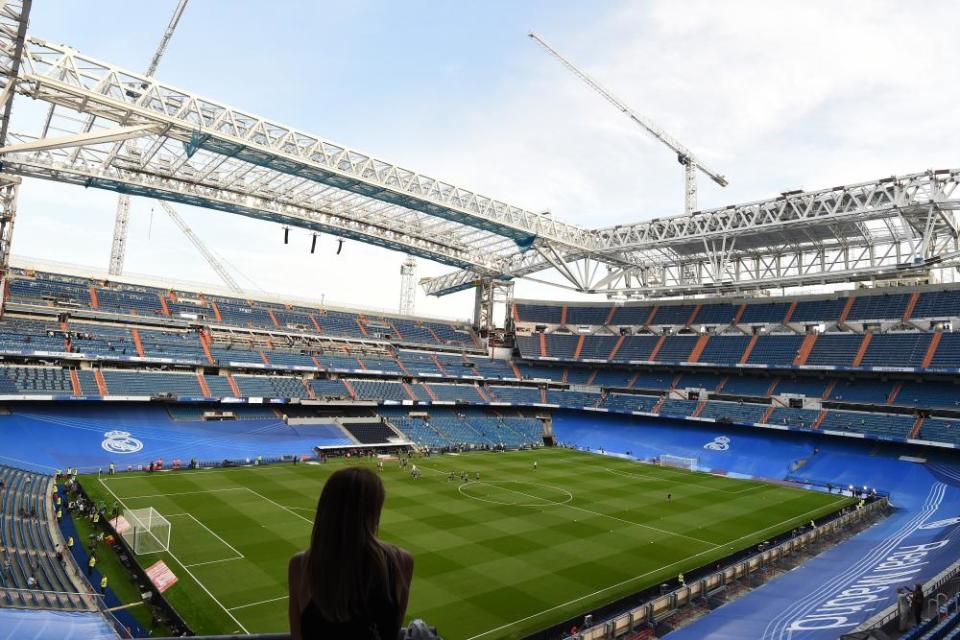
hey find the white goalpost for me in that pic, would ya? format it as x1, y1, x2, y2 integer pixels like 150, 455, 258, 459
116, 507, 171, 555
659, 454, 699, 472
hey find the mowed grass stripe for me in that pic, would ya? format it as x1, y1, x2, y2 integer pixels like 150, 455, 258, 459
86, 449, 851, 639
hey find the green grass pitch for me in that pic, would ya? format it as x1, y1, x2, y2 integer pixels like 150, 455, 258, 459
82, 448, 850, 639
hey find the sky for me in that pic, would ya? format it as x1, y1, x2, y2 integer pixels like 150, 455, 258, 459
8, 0, 960, 321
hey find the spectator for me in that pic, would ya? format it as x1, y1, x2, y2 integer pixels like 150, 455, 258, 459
912, 583, 924, 625
898, 586, 912, 631
288, 467, 414, 640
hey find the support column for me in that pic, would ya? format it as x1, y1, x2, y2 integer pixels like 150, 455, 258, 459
473, 278, 514, 336
0, 175, 20, 318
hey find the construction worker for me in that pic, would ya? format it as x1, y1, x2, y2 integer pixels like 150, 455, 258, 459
87, 555, 96, 576
100, 575, 108, 593
55, 508, 62, 523
678, 572, 685, 587
66, 536, 74, 551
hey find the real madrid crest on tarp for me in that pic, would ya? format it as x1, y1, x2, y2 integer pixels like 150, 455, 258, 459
703, 435, 730, 451
101, 430, 143, 454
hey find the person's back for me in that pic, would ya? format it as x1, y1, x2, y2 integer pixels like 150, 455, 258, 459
289, 466, 414, 640
293, 543, 411, 639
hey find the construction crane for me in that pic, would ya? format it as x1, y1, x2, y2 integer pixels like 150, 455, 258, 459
158, 201, 243, 294
108, 0, 190, 276
528, 32, 728, 215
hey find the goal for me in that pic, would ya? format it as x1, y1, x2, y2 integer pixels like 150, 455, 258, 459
118, 507, 171, 555
659, 454, 699, 472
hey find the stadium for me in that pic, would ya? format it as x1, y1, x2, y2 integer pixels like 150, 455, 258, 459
0, 1, 959, 639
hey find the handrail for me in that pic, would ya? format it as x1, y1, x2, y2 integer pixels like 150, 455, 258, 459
558, 498, 887, 640
0, 585, 99, 598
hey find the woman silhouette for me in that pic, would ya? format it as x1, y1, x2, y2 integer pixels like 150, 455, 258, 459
289, 467, 414, 639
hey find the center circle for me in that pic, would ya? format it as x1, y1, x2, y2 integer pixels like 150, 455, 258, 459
457, 481, 573, 507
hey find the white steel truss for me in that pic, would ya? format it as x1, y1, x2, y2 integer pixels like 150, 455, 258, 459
424, 170, 960, 298
0, 34, 605, 274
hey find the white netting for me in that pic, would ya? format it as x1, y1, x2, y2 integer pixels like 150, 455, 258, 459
121, 507, 170, 555
659, 454, 699, 471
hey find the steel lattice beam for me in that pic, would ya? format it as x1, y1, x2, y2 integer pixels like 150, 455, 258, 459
2, 36, 597, 254
424, 170, 960, 297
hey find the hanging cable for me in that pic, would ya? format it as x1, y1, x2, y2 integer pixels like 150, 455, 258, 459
310, 233, 318, 254
336, 239, 344, 255
283, 226, 290, 244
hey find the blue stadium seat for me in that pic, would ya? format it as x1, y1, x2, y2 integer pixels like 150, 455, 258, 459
747, 335, 805, 365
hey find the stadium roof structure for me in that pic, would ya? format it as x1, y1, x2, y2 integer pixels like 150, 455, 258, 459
0, 0, 958, 304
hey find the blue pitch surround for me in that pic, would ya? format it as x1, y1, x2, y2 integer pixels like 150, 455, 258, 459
3, 404, 959, 639
553, 412, 960, 639
0, 404, 352, 472
0, 609, 117, 640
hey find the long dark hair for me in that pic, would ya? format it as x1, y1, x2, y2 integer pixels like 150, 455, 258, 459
305, 466, 401, 622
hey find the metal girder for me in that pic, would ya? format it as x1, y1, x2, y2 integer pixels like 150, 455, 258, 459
0, 0, 29, 148
0, 123, 161, 154
593, 170, 960, 251
473, 277, 513, 334
0, 172, 19, 316
0, 147, 493, 269
2, 36, 598, 255
424, 170, 960, 297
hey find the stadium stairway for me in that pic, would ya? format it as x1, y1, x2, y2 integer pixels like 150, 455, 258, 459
553, 412, 960, 640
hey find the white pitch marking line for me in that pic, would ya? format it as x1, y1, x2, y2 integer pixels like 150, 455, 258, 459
120, 487, 248, 500
165, 513, 245, 560
227, 594, 289, 611
184, 557, 244, 569
99, 464, 305, 481
486, 480, 720, 549
242, 487, 313, 525
463, 496, 850, 640
96, 478, 250, 635
605, 465, 771, 495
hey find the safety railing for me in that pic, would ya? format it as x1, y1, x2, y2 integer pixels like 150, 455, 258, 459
565, 498, 888, 640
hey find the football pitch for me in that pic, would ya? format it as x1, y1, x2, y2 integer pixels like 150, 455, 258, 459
83, 448, 851, 639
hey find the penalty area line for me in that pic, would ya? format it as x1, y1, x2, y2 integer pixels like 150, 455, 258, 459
227, 594, 289, 611
96, 478, 250, 635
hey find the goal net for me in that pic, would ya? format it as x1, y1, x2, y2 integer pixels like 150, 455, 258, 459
118, 507, 171, 555
659, 454, 699, 472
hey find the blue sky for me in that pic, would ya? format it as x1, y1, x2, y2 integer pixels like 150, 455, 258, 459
10, 1, 960, 320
